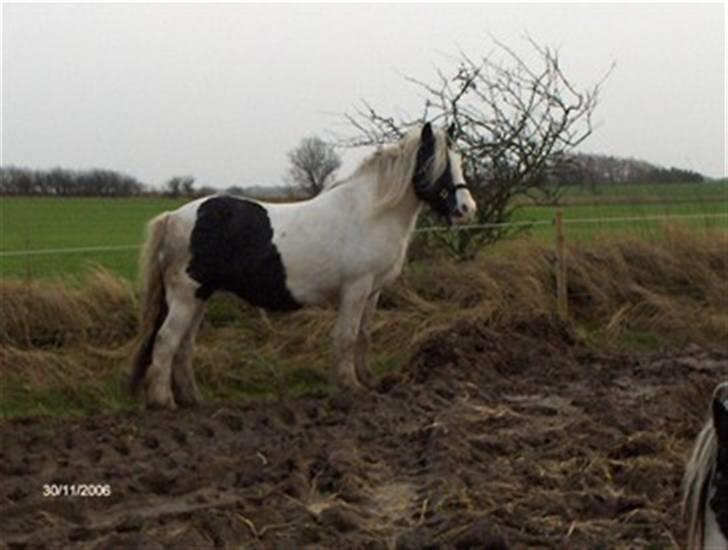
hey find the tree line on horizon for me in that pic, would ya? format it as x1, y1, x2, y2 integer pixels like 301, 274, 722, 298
0, 166, 252, 199
545, 152, 705, 188
0, 152, 709, 198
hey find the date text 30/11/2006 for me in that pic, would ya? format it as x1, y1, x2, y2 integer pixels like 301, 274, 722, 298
42, 484, 112, 497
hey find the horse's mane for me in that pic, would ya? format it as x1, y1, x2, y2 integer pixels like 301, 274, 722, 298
327, 126, 450, 214
684, 416, 718, 548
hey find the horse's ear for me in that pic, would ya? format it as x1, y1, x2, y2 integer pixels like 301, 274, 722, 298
447, 122, 456, 140
713, 383, 728, 446
421, 122, 434, 145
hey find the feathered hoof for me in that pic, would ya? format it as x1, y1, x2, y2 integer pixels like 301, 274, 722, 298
144, 383, 178, 411
172, 380, 202, 409
336, 370, 365, 393
355, 368, 376, 390
145, 399, 177, 411
174, 394, 201, 409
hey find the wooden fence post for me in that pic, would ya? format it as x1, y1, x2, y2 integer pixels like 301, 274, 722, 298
24, 237, 32, 283
555, 210, 568, 321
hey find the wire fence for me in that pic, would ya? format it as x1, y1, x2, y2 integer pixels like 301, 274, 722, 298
0, 244, 139, 258
1, 212, 727, 259
415, 212, 728, 233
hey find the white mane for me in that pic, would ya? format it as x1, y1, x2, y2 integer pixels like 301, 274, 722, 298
684, 415, 718, 548
328, 126, 451, 213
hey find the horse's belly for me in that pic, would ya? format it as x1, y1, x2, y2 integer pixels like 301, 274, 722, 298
284, 268, 341, 306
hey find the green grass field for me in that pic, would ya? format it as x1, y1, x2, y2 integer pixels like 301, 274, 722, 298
1, 183, 726, 279
514, 198, 728, 242
0, 197, 187, 280
556, 181, 728, 201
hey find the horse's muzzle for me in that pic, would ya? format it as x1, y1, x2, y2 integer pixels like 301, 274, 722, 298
451, 203, 476, 224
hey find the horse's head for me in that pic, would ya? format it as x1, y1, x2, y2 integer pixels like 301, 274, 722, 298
705, 382, 728, 547
684, 381, 728, 549
412, 122, 477, 225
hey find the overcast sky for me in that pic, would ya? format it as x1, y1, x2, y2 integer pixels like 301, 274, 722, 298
2, 3, 725, 189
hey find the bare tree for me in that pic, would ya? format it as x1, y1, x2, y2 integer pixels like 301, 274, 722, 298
287, 136, 341, 197
165, 176, 195, 197
344, 37, 613, 258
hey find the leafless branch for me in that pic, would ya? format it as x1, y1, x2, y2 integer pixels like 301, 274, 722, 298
342, 37, 611, 257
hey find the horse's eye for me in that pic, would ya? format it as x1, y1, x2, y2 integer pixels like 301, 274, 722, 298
440, 189, 448, 200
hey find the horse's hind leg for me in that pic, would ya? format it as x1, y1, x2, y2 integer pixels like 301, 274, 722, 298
145, 275, 201, 410
171, 305, 205, 407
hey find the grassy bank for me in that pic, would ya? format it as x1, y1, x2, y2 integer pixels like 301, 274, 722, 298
1, 227, 727, 418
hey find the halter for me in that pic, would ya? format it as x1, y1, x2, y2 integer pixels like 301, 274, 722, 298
431, 182, 469, 206
414, 159, 468, 223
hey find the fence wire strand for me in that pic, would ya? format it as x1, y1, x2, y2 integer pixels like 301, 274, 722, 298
1, 212, 727, 258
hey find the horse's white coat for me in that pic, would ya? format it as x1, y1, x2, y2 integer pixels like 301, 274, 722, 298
270, 181, 417, 305
137, 125, 476, 408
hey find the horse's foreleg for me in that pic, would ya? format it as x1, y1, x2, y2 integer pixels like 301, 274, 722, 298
171, 305, 205, 408
354, 291, 380, 388
332, 277, 373, 391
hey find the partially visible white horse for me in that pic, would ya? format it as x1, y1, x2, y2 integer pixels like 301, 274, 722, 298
130, 123, 477, 409
684, 382, 728, 549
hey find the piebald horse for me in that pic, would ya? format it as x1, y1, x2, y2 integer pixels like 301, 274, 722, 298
684, 381, 728, 549
130, 123, 477, 409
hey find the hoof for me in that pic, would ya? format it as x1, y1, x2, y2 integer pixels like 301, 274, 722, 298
172, 382, 202, 409
336, 373, 365, 393
355, 368, 376, 390
175, 397, 202, 409
145, 398, 177, 411
145, 382, 177, 411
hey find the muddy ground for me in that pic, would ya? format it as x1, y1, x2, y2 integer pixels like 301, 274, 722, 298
2, 318, 727, 549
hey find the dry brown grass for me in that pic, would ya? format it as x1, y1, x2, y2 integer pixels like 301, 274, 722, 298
1, 227, 726, 394
564, 226, 728, 344
0, 269, 137, 349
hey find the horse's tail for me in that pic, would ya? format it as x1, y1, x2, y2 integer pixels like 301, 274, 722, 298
130, 212, 170, 394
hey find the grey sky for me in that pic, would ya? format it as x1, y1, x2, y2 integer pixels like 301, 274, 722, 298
2, 3, 725, 189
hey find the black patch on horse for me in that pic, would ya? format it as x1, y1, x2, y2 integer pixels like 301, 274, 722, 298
187, 196, 301, 311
